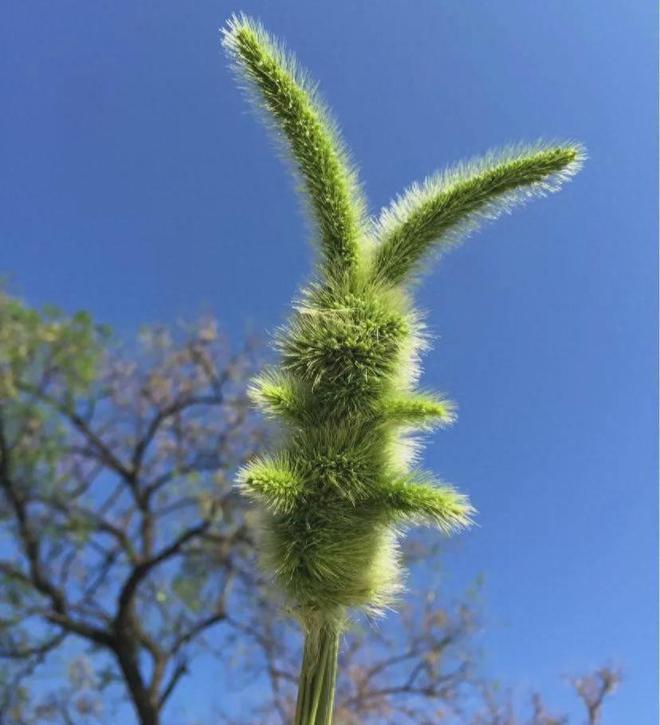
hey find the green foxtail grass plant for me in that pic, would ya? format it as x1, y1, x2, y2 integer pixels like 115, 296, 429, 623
222, 14, 584, 724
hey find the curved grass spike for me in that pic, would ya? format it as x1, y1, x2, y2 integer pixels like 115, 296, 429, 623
222, 14, 367, 285
222, 15, 584, 724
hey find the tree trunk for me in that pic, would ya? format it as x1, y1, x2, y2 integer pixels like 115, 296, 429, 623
114, 644, 159, 725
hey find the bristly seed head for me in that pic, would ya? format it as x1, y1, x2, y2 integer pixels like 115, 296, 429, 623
223, 14, 583, 624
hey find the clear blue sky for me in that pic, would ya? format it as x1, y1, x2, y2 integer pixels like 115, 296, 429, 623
1, 1, 657, 723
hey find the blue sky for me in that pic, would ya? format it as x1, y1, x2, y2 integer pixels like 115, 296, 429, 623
1, 1, 657, 722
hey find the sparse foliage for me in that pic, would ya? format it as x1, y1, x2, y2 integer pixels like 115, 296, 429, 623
0, 291, 262, 724
571, 668, 622, 725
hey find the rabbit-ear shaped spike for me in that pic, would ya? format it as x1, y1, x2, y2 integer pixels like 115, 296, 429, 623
370, 143, 585, 287
222, 15, 367, 286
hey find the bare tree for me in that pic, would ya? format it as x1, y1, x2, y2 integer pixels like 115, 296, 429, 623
571, 668, 622, 725
467, 668, 621, 725
0, 292, 263, 724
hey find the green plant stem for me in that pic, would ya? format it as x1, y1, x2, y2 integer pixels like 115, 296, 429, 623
294, 622, 340, 725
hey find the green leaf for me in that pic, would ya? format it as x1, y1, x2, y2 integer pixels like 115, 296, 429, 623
172, 572, 204, 612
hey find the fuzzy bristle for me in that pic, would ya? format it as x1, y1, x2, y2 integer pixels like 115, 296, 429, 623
223, 16, 583, 623
371, 142, 586, 286
222, 14, 367, 284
